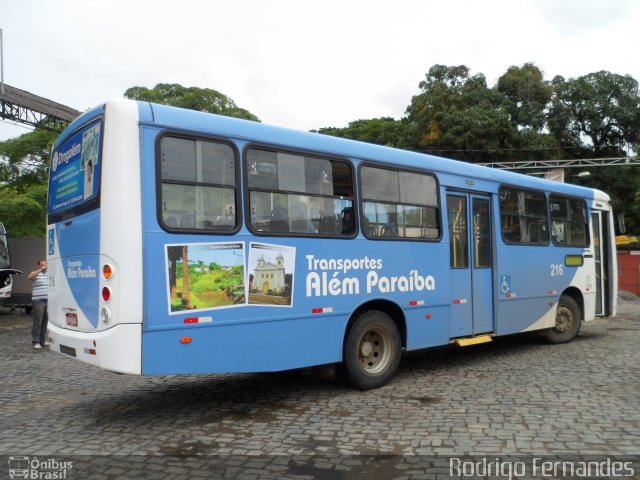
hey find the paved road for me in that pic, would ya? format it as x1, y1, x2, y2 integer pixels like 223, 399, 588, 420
1, 299, 638, 478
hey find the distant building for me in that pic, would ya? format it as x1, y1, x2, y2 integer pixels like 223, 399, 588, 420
251, 254, 285, 294
617, 247, 640, 296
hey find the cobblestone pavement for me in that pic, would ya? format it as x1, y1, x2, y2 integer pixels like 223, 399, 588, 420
1, 299, 638, 479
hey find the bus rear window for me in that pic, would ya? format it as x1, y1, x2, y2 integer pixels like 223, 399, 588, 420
48, 120, 103, 219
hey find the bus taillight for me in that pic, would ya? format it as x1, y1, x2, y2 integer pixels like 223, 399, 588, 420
102, 287, 111, 302
103, 264, 113, 279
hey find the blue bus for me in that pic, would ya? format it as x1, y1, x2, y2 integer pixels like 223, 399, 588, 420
46, 100, 618, 389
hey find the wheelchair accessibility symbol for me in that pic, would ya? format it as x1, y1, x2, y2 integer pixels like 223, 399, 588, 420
48, 229, 55, 256
500, 275, 511, 295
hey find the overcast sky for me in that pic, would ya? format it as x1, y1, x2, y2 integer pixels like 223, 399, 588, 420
2, 0, 639, 141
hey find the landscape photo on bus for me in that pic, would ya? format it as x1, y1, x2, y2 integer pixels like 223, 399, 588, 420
46, 99, 617, 389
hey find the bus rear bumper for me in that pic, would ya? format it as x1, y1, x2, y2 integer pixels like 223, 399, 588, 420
48, 322, 142, 375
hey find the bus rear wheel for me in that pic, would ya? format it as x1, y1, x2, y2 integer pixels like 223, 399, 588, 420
338, 310, 401, 390
545, 295, 581, 344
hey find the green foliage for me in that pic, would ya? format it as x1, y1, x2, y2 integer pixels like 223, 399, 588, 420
0, 129, 58, 186
316, 118, 409, 147
1, 73, 639, 235
124, 83, 260, 122
190, 267, 244, 294
404, 65, 519, 162
549, 71, 640, 155
0, 128, 57, 237
0, 183, 48, 236
573, 166, 640, 232
497, 63, 552, 131
316, 63, 640, 232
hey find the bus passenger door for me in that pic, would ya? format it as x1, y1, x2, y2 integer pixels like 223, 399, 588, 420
591, 210, 608, 316
447, 193, 494, 337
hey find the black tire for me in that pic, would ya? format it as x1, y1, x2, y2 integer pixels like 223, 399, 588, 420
545, 295, 581, 344
338, 310, 401, 390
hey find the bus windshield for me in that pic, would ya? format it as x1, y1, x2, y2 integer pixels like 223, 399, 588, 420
48, 120, 103, 221
0, 223, 9, 269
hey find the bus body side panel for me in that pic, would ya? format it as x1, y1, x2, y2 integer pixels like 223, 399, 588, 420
138, 125, 451, 373
143, 315, 346, 374
140, 231, 451, 374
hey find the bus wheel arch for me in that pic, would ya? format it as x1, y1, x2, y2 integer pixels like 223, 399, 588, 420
347, 300, 407, 349
338, 300, 405, 390
546, 288, 583, 344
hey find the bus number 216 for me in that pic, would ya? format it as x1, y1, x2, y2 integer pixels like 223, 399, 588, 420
550, 264, 564, 276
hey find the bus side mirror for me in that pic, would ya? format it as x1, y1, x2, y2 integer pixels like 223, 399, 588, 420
617, 213, 626, 234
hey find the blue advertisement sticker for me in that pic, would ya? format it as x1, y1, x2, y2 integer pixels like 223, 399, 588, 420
49, 121, 102, 214
64, 255, 100, 327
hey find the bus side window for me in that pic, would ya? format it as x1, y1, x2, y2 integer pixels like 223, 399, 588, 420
549, 195, 588, 247
504, 222, 520, 243
341, 207, 355, 234
269, 206, 288, 233
159, 136, 238, 233
362, 216, 377, 237
499, 188, 548, 245
180, 212, 195, 229
318, 212, 340, 234
360, 166, 439, 240
528, 223, 540, 243
247, 148, 354, 237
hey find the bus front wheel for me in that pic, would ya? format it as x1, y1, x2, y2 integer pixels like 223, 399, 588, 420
338, 310, 401, 390
545, 295, 581, 344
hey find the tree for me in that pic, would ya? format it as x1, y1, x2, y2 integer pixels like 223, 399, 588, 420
496, 63, 552, 131
550, 71, 640, 232
495, 64, 559, 162
167, 245, 191, 309
0, 128, 58, 186
404, 64, 518, 162
182, 245, 191, 308
124, 83, 260, 122
549, 71, 640, 156
315, 117, 409, 147
0, 128, 57, 238
0, 183, 48, 236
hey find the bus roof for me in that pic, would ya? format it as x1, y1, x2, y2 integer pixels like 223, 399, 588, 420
61, 99, 605, 202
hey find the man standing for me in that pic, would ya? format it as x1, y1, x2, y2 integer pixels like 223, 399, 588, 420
28, 259, 48, 349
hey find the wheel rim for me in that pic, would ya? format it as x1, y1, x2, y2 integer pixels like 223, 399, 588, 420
555, 305, 574, 333
357, 327, 392, 374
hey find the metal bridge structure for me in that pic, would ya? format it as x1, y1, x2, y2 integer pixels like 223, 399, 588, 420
478, 157, 640, 181
478, 157, 640, 170
0, 83, 80, 133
